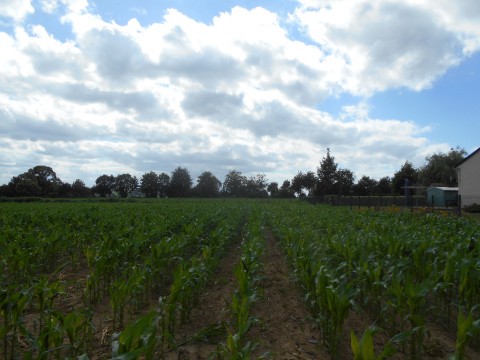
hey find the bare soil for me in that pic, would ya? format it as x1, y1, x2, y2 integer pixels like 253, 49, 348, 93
164, 240, 242, 359
248, 230, 329, 359
8, 233, 480, 360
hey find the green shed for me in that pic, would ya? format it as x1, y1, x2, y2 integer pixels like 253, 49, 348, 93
426, 187, 458, 207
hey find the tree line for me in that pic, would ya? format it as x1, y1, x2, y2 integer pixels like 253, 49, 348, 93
0, 147, 465, 198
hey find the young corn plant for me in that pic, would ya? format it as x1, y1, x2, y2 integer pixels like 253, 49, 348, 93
351, 327, 395, 360
217, 214, 266, 359
449, 308, 480, 360
0, 286, 30, 360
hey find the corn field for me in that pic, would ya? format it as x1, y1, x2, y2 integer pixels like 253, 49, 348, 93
1, 199, 479, 359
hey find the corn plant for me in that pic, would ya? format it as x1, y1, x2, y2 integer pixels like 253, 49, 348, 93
449, 308, 480, 360
351, 327, 395, 360
216, 210, 268, 359
0, 286, 30, 360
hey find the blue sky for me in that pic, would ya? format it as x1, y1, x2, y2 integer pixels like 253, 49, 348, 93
1, 0, 479, 186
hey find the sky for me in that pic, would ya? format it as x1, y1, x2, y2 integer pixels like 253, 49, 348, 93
1, 0, 480, 187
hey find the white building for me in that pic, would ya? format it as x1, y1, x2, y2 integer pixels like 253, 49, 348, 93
456, 147, 480, 207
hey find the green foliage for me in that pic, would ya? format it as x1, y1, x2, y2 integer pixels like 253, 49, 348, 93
351, 328, 395, 360
463, 203, 480, 213
1, 199, 479, 359
267, 201, 480, 358
418, 147, 466, 187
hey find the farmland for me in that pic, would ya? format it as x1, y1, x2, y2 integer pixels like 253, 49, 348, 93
1, 199, 479, 359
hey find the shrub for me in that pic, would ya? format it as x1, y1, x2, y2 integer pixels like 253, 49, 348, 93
463, 203, 480, 213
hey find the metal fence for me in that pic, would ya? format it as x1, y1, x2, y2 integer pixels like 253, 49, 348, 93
306, 195, 428, 208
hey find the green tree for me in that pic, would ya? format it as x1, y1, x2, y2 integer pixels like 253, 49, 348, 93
58, 182, 72, 197
222, 170, 247, 197
15, 178, 42, 196
302, 171, 317, 195
354, 176, 378, 196
291, 172, 305, 197
376, 176, 392, 195
8, 165, 61, 197
94, 174, 115, 197
292, 171, 318, 197
278, 180, 295, 198
115, 174, 138, 198
336, 169, 355, 195
167, 167, 192, 197
158, 172, 170, 197
0, 184, 13, 196
141, 172, 160, 198
72, 179, 90, 197
418, 147, 466, 186
267, 182, 279, 197
315, 148, 338, 196
29, 165, 61, 196
193, 171, 221, 197
391, 161, 419, 195
245, 173, 268, 197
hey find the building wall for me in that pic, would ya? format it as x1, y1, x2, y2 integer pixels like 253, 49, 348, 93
426, 188, 458, 207
457, 150, 480, 206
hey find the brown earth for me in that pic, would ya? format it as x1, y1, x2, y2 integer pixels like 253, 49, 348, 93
166, 229, 330, 360
7, 232, 480, 360
164, 240, 242, 359
248, 230, 329, 360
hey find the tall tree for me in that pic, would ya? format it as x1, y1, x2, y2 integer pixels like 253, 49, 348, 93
418, 147, 466, 186
193, 171, 222, 197
354, 176, 378, 196
245, 174, 268, 197
158, 172, 170, 197
292, 171, 320, 197
278, 180, 295, 198
26, 165, 61, 196
115, 174, 138, 198
141, 171, 160, 198
8, 165, 61, 197
72, 179, 90, 197
58, 182, 72, 197
392, 161, 419, 195
376, 176, 392, 195
222, 170, 247, 197
168, 167, 192, 197
302, 171, 317, 196
267, 182, 279, 197
94, 174, 115, 197
15, 178, 42, 196
335, 169, 355, 195
315, 148, 338, 196
291, 172, 305, 197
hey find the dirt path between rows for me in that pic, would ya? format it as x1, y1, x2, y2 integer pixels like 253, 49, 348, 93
167, 229, 331, 360
152, 227, 480, 360
165, 240, 242, 359
248, 230, 329, 360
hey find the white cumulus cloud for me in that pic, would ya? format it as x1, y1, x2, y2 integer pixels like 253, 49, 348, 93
1, 0, 478, 185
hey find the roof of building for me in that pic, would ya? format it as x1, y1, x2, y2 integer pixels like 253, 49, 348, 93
456, 147, 480, 167
427, 187, 459, 191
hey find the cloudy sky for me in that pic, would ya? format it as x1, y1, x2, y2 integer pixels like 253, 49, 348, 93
1, 0, 479, 186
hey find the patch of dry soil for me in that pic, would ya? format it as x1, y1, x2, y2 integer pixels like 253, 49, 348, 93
248, 230, 329, 360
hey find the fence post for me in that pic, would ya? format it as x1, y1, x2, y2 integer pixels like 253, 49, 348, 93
358, 196, 361, 210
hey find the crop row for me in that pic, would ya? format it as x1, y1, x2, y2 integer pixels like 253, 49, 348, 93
265, 201, 480, 359
2, 199, 479, 359
0, 200, 246, 359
